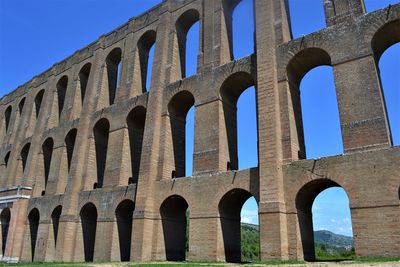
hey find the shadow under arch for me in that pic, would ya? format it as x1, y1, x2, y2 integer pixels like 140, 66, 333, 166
295, 178, 351, 261
28, 208, 40, 261
0, 208, 10, 256
160, 195, 189, 261
168, 91, 195, 178
371, 19, 400, 62
138, 30, 157, 93
218, 188, 257, 263
115, 199, 135, 261
80, 202, 97, 262
175, 9, 201, 78
51, 205, 62, 247
220, 72, 256, 170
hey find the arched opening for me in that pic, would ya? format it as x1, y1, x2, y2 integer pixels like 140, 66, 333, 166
372, 20, 400, 146
34, 90, 45, 118
296, 179, 354, 261
0, 208, 11, 256
240, 197, 259, 262
127, 107, 146, 182
57, 76, 68, 119
42, 138, 54, 192
160, 195, 189, 261
28, 208, 39, 261
65, 129, 77, 172
4, 151, 10, 168
288, 0, 326, 38
223, 0, 254, 61
287, 48, 343, 159
106, 48, 122, 105
93, 119, 110, 188
19, 97, 25, 116
220, 72, 257, 170
176, 9, 200, 78
232, 0, 254, 59
115, 200, 135, 261
4, 106, 12, 133
219, 188, 258, 262
21, 143, 31, 173
80, 203, 97, 262
51, 206, 62, 247
79, 63, 92, 104
168, 91, 195, 178
138, 30, 156, 92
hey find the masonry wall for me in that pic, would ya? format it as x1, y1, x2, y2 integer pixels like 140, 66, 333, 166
0, 0, 399, 263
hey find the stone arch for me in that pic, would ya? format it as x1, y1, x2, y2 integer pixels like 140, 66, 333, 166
4, 106, 12, 133
18, 97, 26, 116
65, 128, 77, 172
28, 208, 40, 261
168, 90, 195, 178
175, 9, 201, 78
4, 151, 10, 168
127, 106, 146, 182
220, 71, 256, 170
80, 202, 97, 262
138, 30, 157, 92
222, 0, 254, 60
34, 89, 45, 118
0, 208, 11, 256
79, 63, 92, 104
42, 138, 54, 193
286, 48, 342, 158
295, 178, 352, 261
51, 205, 62, 247
56, 75, 68, 119
218, 188, 256, 262
160, 195, 189, 261
371, 19, 400, 145
106, 48, 122, 105
21, 143, 31, 173
371, 19, 400, 62
93, 118, 110, 188
115, 199, 135, 261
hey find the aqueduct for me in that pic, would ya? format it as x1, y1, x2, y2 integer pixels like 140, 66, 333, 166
0, 0, 399, 262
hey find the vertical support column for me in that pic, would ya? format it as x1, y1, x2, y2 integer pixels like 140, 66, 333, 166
334, 55, 391, 152
103, 126, 132, 187
192, 98, 232, 175
254, 0, 292, 260
6, 199, 29, 262
324, 0, 365, 26
93, 217, 114, 262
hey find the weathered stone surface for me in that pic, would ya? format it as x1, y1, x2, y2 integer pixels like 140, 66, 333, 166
0, 0, 399, 263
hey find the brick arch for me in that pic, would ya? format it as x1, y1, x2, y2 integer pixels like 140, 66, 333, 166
34, 89, 45, 118
137, 30, 157, 93
51, 205, 62, 247
126, 106, 146, 182
65, 128, 77, 173
175, 8, 201, 79
115, 199, 135, 261
79, 202, 98, 262
78, 62, 92, 104
18, 97, 26, 116
27, 208, 40, 261
371, 19, 400, 61
219, 71, 256, 170
0, 208, 11, 256
160, 194, 189, 261
295, 178, 352, 261
56, 75, 68, 119
41, 137, 54, 194
4, 105, 12, 133
93, 118, 110, 189
105, 47, 122, 105
3, 150, 11, 168
218, 188, 257, 262
167, 90, 195, 178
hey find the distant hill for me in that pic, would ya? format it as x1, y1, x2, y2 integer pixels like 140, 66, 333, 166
314, 230, 353, 248
240, 224, 355, 261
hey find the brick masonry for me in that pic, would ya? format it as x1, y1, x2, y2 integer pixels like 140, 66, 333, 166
0, 0, 399, 263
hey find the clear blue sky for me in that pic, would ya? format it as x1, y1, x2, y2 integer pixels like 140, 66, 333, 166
1, 0, 399, 238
